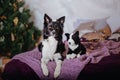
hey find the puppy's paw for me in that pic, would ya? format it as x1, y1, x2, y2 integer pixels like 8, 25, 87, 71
71, 53, 76, 59
77, 54, 80, 58
54, 69, 60, 78
43, 68, 49, 76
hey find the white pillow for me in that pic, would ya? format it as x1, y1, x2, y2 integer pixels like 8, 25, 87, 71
106, 14, 120, 33
74, 18, 108, 37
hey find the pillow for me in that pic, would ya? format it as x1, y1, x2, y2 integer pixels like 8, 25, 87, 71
106, 14, 120, 33
82, 32, 105, 41
97, 24, 112, 38
74, 18, 112, 41
115, 28, 120, 33
82, 25, 112, 41
74, 21, 96, 37
74, 18, 110, 37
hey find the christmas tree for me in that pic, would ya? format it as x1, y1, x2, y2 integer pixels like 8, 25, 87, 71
0, 0, 41, 57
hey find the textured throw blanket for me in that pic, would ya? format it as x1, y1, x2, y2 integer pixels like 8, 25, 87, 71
12, 40, 120, 80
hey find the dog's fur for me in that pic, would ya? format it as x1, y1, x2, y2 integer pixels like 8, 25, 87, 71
65, 31, 86, 59
38, 14, 65, 78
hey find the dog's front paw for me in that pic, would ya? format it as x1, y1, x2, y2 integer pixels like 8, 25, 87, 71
54, 69, 60, 78
66, 55, 71, 59
43, 68, 49, 76
41, 64, 49, 76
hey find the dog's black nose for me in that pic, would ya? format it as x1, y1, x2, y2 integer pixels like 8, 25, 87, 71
53, 32, 55, 34
69, 42, 71, 44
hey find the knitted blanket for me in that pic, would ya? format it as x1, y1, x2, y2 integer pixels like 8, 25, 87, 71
12, 40, 120, 80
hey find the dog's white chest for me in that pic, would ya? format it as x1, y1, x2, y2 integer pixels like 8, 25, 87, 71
69, 44, 78, 51
42, 36, 58, 60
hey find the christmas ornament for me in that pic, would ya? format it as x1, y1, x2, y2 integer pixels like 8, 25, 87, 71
17, 0, 23, 3
0, 36, 5, 42
13, 3, 17, 11
11, 33, 15, 41
19, 7, 24, 13
20, 23, 24, 27
9, 3, 12, 6
0, 16, 7, 20
32, 34, 34, 40
0, 22, 4, 30
13, 17, 19, 26
25, 24, 28, 28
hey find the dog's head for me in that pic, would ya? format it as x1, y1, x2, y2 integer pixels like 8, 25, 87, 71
43, 14, 65, 41
65, 31, 80, 46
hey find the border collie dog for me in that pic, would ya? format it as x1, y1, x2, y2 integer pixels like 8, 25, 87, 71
38, 14, 65, 78
65, 31, 86, 59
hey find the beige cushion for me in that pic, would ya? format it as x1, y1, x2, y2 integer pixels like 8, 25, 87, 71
74, 18, 112, 41
74, 21, 96, 37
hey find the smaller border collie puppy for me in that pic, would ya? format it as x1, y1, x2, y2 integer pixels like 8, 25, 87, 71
65, 31, 86, 59
38, 14, 65, 78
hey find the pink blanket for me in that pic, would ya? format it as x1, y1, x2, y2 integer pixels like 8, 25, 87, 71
12, 40, 120, 80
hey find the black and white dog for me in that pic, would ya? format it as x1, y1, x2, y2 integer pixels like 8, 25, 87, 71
38, 14, 65, 78
65, 31, 86, 59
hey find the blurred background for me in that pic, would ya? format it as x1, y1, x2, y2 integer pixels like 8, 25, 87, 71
24, 0, 120, 32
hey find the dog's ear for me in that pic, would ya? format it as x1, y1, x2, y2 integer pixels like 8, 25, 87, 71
57, 16, 65, 24
44, 14, 52, 24
74, 31, 79, 36
65, 33, 70, 41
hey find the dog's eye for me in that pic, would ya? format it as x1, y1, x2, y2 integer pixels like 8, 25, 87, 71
49, 27, 53, 31
56, 27, 59, 30
48, 25, 52, 28
49, 25, 52, 28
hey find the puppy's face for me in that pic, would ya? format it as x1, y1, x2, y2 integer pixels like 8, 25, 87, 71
65, 31, 80, 46
43, 14, 65, 40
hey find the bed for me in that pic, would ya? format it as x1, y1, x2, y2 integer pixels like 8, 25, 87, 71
1, 39, 120, 80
